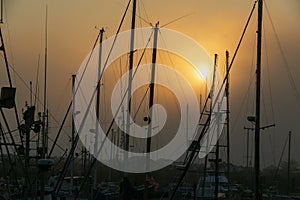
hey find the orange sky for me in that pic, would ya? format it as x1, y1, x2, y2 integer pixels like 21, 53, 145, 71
1, 0, 300, 168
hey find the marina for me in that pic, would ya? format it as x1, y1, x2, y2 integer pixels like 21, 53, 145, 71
1, 0, 300, 199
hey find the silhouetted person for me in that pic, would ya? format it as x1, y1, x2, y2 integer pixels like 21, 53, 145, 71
120, 177, 135, 200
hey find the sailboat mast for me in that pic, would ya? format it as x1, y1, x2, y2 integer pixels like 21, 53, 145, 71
144, 22, 159, 200
93, 27, 104, 191
254, 0, 263, 199
146, 22, 159, 164
71, 74, 76, 193
40, 5, 48, 200
125, 0, 136, 162
225, 50, 230, 193
213, 54, 219, 200
42, 4, 48, 159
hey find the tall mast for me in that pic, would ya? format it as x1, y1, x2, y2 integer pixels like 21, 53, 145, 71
213, 54, 219, 200
40, 5, 48, 200
71, 74, 76, 193
144, 22, 159, 200
146, 22, 159, 169
93, 27, 104, 191
201, 54, 217, 198
125, 0, 136, 165
254, 0, 263, 199
42, 4, 48, 159
225, 50, 230, 193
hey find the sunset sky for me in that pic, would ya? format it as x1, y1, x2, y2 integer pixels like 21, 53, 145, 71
1, 0, 300, 169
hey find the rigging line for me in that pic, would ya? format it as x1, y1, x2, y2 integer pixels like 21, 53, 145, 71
47, 134, 66, 152
55, 2, 132, 190
260, 62, 276, 167
109, 30, 154, 127
161, 12, 194, 28
0, 55, 69, 136
1, 128, 19, 135
137, 1, 143, 29
0, 28, 24, 149
158, 31, 187, 114
96, 0, 132, 89
28, 130, 66, 153
272, 134, 288, 184
34, 54, 40, 108
212, 1, 257, 114
53, 149, 68, 170
3, 3, 15, 69
0, 133, 11, 198
52, 78, 71, 114
229, 2, 258, 133
117, 0, 152, 27
73, 33, 99, 103
141, 0, 150, 23
244, 34, 257, 120
54, 83, 96, 194
264, 1, 300, 108
47, 99, 71, 157
132, 86, 150, 121
157, 51, 181, 117
125, 30, 154, 121
75, 30, 154, 198
231, 73, 255, 133
155, 50, 178, 113
0, 123, 21, 192
263, 26, 275, 123
111, 58, 121, 84
260, 89, 277, 166
136, 3, 148, 64
171, 3, 257, 197
170, 110, 211, 200
0, 108, 26, 190
263, 24, 277, 166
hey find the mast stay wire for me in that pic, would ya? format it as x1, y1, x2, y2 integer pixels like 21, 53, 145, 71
34, 54, 40, 109
51, 0, 133, 159
264, 1, 300, 109
169, 2, 257, 198
272, 134, 288, 186
245, 35, 257, 120
0, 55, 71, 145
117, 0, 152, 27
55, 0, 151, 194
234, 33, 256, 165
158, 32, 187, 115
0, 5, 70, 152
227, 63, 256, 133
161, 12, 194, 28
141, 0, 150, 24
260, 44, 276, 168
52, 0, 131, 193
74, 30, 154, 197
262, 29, 277, 166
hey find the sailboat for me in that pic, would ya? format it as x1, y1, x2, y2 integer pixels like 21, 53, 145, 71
169, 0, 261, 199
0, 11, 54, 200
